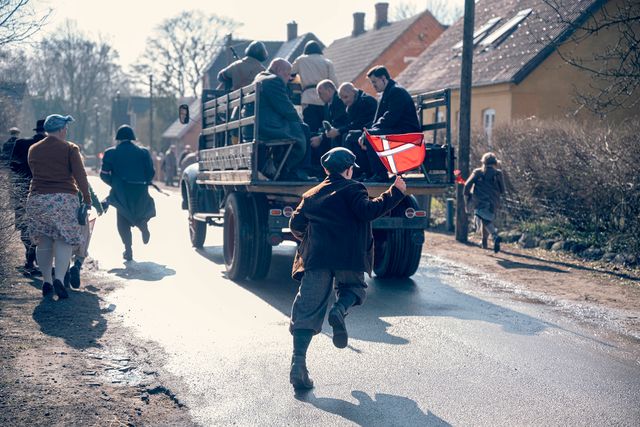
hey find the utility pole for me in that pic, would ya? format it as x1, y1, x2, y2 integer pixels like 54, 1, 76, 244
149, 74, 154, 150
456, 0, 475, 242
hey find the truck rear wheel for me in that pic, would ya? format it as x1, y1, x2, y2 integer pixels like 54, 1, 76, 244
373, 196, 424, 279
223, 192, 254, 280
247, 194, 272, 280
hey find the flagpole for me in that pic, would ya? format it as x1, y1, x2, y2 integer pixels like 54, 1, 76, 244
456, 0, 475, 243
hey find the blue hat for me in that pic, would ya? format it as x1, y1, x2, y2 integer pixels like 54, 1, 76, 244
321, 147, 359, 173
44, 114, 75, 132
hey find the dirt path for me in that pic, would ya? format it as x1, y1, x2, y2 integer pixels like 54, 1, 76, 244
0, 240, 193, 427
425, 230, 640, 340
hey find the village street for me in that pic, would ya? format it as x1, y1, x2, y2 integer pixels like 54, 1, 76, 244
66, 177, 640, 425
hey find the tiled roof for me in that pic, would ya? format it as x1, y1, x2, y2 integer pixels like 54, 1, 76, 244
397, 0, 602, 93
324, 13, 423, 83
275, 33, 324, 62
162, 99, 200, 140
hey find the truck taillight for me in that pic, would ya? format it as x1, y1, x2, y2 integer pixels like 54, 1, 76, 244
415, 210, 427, 217
270, 209, 282, 216
405, 208, 427, 218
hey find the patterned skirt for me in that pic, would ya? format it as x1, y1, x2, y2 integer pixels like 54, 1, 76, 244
26, 192, 85, 246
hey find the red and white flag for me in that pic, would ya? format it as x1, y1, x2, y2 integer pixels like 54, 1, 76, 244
364, 130, 425, 174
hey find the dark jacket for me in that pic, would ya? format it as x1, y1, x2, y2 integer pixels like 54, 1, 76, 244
321, 92, 348, 145
464, 166, 505, 220
100, 140, 156, 225
254, 71, 304, 141
338, 90, 377, 136
369, 79, 420, 135
289, 174, 405, 280
10, 133, 46, 180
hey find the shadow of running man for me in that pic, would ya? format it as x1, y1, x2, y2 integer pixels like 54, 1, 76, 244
108, 261, 176, 281
32, 290, 108, 350
297, 390, 451, 427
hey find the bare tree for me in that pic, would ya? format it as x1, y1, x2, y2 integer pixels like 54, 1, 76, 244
424, 0, 464, 25
0, 0, 50, 47
133, 10, 239, 98
543, 0, 640, 115
392, 2, 419, 20
29, 21, 127, 149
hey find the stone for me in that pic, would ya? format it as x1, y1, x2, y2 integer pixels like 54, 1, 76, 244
538, 239, 555, 250
613, 254, 627, 265
582, 247, 604, 260
551, 241, 565, 252
570, 242, 588, 253
499, 231, 522, 243
518, 233, 540, 249
601, 252, 616, 262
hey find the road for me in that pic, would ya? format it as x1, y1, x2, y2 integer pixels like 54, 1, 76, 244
87, 177, 640, 426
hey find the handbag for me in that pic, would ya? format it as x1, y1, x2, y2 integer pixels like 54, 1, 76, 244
77, 203, 88, 225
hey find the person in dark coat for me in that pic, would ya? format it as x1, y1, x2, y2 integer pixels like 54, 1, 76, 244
100, 125, 156, 261
10, 119, 46, 273
161, 145, 177, 186
361, 65, 421, 182
1, 127, 20, 168
464, 152, 505, 253
287, 147, 406, 390
253, 58, 315, 181
337, 82, 378, 178
308, 80, 348, 171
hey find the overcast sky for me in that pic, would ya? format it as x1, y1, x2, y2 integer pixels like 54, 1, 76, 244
34, 0, 464, 68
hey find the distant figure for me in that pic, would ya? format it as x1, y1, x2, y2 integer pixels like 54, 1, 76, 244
10, 119, 46, 274
338, 83, 378, 179
162, 145, 178, 186
217, 40, 268, 91
287, 147, 406, 390
253, 58, 315, 181
464, 152, 506, 252
100, 125, 156, 261
26, 115, 90, 299
291, 41, 338, 136
1, 127, 21, 167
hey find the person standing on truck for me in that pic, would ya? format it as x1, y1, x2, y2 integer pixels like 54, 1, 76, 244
217, 40, 268, 91
291, 41, 338, 137
100, 125, 156, 261
337, 83, 378, 179
253, 58, 315, 181
361, 65, 421, 182
288, 147, 406, 390
464, 152, 505, 253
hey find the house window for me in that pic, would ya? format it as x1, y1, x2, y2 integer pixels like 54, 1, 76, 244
452, 17, 502, 50
483, 108, 496, 144
480, 8, 532, 49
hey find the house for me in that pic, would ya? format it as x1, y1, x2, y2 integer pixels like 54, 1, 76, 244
166, 23, 325, 155
396, 0, 639, 141
324, 2, 445, 94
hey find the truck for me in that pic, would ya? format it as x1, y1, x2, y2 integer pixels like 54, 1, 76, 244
178, 82, 454, 281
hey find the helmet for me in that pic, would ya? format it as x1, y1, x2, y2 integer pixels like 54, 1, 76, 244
245, 41, 268, 62
115, 125, 136, 141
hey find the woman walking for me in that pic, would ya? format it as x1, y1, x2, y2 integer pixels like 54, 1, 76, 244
26, 114, 91, 299
464, 152, 505, 252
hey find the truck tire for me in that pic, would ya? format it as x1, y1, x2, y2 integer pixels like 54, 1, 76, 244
373, 196, 424, 279
247, 194, 272, 280
223, 192, 254, 280
188, 187, 206, 248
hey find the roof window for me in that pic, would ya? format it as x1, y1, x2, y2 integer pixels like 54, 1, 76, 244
453, 16, 502, 50
480, 8, 532, 49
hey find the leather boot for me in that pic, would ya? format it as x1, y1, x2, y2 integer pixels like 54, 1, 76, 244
328, 303, 348, 349
290, 356, 314, 390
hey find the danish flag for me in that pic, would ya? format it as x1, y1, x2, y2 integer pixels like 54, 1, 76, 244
364, 130, 425, 174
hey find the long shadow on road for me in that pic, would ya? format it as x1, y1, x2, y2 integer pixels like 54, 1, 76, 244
199, 245, 552, 346
296, 390, 451, 427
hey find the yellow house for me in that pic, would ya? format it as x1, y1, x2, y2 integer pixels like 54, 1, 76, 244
397, 0, 639, 141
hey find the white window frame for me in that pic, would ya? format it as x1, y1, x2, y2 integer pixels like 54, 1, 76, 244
483, 108, 496, 145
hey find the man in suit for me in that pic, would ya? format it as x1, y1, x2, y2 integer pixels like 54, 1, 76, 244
337, 82, 378, 178
287, 147, 406, 390
253, 58, 315, 181
100, 125, 156, 261
362, 65, 421, 182
309, 79, 348, 169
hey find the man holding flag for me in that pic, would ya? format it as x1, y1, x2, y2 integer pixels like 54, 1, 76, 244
361, 65, 421, 182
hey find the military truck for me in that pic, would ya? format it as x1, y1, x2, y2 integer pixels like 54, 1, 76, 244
178, 83, 454, 281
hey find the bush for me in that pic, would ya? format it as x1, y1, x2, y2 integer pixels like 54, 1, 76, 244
469, 119, 640, 254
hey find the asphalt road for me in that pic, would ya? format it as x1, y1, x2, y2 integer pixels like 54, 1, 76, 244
88, 177, 640, 426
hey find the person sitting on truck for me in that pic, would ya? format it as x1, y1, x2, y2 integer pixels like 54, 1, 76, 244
288, 147, 406, 390
360, 65, 421, 182
217, 40, 268, 92
337, 82, 378, 179
253, 58, 316, 182
308, 80, 348, 168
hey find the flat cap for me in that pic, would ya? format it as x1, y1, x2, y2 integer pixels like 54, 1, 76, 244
321, 147, 359, 174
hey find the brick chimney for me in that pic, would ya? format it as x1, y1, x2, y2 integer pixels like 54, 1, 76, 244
352, 12, 366, 37
287, 21, 298, 41
374, 2, 389, 30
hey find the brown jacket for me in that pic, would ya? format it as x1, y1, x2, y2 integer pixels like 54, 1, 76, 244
28, 135, 90, 204
289, 174, 405, 280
